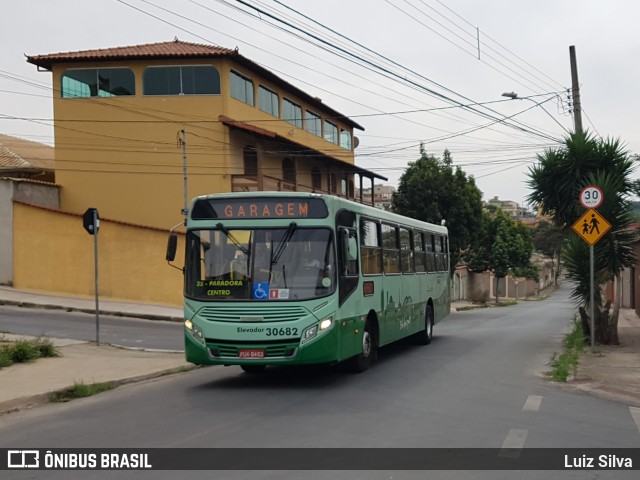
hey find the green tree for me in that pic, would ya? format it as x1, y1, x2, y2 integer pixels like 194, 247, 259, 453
468, 210, 536, 303
531, 220, 566, 260
392, 146, 483, 269
527, 131, 636, 344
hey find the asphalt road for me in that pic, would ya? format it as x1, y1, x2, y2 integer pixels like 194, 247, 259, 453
1, 284, 639, 479
0, 305, 183, 351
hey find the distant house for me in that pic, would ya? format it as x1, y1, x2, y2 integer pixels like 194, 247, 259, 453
355, 184, 396, 211
26, 40, 386, 229
484, 196, 530, 220
0, 134, 54, 182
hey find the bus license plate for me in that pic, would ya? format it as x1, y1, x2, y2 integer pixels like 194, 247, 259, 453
239, 349, 264, 359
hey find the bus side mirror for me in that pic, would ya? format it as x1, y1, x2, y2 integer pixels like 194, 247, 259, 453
166, 234, 177, 262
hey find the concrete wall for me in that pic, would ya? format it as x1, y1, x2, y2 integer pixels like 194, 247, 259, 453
0, 179, 60, 285
0, 180, 14, 285
13, 202, 184, 306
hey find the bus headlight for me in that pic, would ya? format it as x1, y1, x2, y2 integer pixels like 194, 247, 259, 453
185, 319, 205, 344
301, 317, 333, 345
319, 318, 333, 330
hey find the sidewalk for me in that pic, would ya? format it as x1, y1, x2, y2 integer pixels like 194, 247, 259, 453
0, 285, 183, 321
0, 286, 189, 414
1, 287, 639, 415
569, 308, 640, 406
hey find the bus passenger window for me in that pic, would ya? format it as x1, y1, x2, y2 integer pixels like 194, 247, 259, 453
360, 218, 382, 275
400, 228, 414, 273
382, 224, 400, 274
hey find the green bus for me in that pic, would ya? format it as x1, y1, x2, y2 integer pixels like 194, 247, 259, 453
167, 192, 450, 373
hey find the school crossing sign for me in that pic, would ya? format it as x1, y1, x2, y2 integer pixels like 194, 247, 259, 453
571, 208, 611, 245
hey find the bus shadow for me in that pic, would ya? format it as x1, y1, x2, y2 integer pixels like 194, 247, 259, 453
193, 335, 454, 391
194, 363, 351, 390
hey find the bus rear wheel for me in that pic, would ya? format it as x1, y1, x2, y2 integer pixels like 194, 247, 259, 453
350, 321, 376, 373
413, 304, 433, 345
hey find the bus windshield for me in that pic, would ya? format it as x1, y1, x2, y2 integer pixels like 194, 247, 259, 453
185, 227, 336, 301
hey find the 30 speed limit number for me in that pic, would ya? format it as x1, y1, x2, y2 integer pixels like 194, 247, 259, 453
579, 185, 603, 209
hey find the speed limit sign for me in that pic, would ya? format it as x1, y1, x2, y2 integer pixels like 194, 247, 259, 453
579, 185, 603, 209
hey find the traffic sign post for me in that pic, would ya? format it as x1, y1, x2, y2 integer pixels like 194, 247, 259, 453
83, 208, 100, 346
573, 189, 609, 353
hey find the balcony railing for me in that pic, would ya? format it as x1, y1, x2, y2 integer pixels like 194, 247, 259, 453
231, 174, 373, 205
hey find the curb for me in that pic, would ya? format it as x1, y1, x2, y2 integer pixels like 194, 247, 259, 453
0, 365, 197, 416
0, 299, 183, 323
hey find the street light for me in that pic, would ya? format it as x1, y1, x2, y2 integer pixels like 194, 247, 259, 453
500, 91, 570, 135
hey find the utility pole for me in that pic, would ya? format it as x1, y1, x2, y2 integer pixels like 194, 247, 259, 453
569, 45, 583, 134
180, 128, 188, 219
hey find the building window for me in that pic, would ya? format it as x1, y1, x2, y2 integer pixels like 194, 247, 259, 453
282, 158, 296, 184
283, 98, 302, 128
62, 68, 135, 98
258, 85, 279, 117
340, 129, 352, 150
230, 70, 254, 106
324, 120, 338, 144
305, 110, 322, 137
143, 66, 220, 96
311, 167, 322, 190
243, 146, 257, 176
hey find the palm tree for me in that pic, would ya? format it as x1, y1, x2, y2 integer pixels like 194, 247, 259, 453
527, 131, 636, 344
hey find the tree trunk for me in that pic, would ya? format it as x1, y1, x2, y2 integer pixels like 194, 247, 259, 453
609, 273, 621, 345
579, 300, 612, 345
578, 306, 591, 340
598, 300, 612, 345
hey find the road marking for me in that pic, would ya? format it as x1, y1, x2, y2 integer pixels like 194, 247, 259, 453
630, 407, 640, 433
522, 395, 543, 412
499, 429, 528, 458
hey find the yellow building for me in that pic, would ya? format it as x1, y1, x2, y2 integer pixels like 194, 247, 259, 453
27, 40, 385, 229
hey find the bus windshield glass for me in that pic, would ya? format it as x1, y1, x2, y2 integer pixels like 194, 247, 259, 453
185, 227, 336, 301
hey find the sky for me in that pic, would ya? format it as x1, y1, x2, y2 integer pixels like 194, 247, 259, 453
2, 0, 639, 209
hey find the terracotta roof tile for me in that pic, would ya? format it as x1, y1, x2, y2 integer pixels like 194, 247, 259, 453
26, 40, 236, 69
0, 134, 54, 172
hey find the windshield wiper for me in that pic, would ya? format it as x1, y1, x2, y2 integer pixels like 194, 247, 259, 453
216, 222, 249, 256
271, 222, 297, 265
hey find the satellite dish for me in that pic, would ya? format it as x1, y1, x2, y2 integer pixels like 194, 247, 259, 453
353, 136, 360, 148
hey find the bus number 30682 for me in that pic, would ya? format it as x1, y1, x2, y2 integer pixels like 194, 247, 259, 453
265, 327, 298, 337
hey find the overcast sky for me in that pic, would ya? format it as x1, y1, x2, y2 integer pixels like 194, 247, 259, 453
2, 1, 638, 208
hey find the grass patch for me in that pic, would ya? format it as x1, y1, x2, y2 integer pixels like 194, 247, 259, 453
49, 381, 116, 402
495, 300, 518, 307
549, 317, 584, 382
456, 304, 490, 312
0, 337, 58, 369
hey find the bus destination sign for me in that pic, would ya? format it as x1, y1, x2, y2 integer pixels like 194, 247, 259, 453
191, 197, 328, 220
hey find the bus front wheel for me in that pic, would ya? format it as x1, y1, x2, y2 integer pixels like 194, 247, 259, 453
350, 321, 376, 373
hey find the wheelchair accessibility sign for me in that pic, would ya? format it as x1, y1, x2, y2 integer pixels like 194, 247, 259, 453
252, 282, 270, 300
